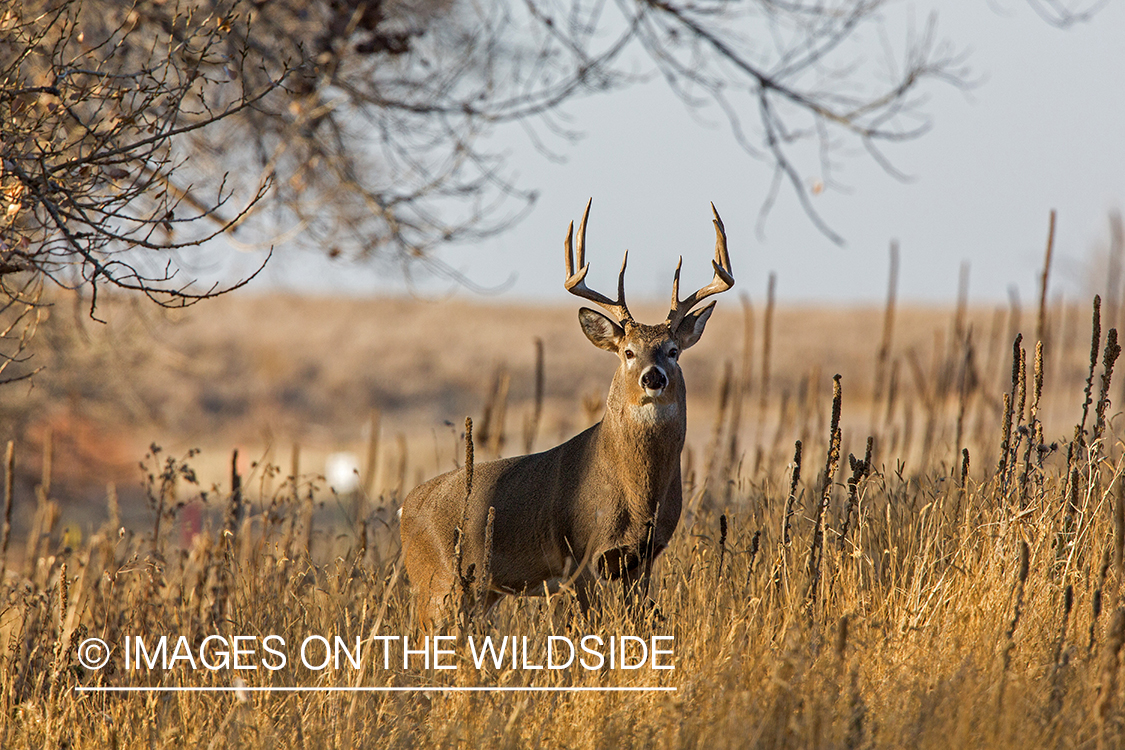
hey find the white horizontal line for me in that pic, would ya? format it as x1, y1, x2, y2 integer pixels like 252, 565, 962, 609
75, 686, 675, 693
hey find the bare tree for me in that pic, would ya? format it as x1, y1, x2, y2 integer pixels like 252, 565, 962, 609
0, 278, 40, 387
2, 0, 1107, 333
1, 2, 286, 316
1023, 0, 1109, 28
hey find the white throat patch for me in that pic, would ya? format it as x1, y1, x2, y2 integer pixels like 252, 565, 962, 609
630, 400, 679, 426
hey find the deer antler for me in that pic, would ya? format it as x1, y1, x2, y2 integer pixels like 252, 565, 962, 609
564, 198, 634, 325
666, 203, 734, 330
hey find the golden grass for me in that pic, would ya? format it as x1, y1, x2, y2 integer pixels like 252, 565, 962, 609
2, 291, 1125, 747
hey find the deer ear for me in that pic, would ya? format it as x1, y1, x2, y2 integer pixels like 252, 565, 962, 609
674, 301, 715, 351
579, 307, 625, 352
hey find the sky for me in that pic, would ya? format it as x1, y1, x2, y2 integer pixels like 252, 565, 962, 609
230, 1, 1125, 308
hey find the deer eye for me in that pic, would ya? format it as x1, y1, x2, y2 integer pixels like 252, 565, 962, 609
624, 349, 635, 360
668, 348, 679, 360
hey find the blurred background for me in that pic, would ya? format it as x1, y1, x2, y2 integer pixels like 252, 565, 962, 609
1, 0, 1122, 537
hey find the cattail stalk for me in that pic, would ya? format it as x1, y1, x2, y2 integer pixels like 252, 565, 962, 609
1092, 328, 1121, 455
1064, 296, 1101, 511
702, 361, 734, 505
997, 392, 1013, 481
739, 292, 755, 400
1003, 286, 1022, 389
759, 272, 776, 411
480, 365, 510, 457
454, 417, 474, 582
362, 410, 381, 498
953, 331, 973, 459
874, 242, 899, 404
1107, 212, 1123, 339
1011, 347, 1027, 475
1047, 584, 1075, 719
1037, 209, 1056, 348
839, 437, 872, 552
716, 514, 728, 582
999, 541, 1030, 712
1018, 341, 1044, 503
1006, 541, 1030, 643
1069, 296, 1102, 478
783, 440, 803, 546
745, 530, 761, 589
1089, 547, 1112, 653
523, 338, 545, 453
106, 482, 120, 533
807, 375, 843, 612
998, 334, 1023, 484
1115, 479, 1125, 588
225, 448, 242, 543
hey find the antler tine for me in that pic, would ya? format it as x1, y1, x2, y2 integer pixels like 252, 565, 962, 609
576, 197, 591, 271
666, 203, 735, 329
616, 249, 628, 310
562, 199, 634, 324
711, 202, 732, 273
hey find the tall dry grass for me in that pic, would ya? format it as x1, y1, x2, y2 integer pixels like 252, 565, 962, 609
1, 289, 1125, 748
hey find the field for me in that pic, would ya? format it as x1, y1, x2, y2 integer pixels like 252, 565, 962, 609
2, 289, 1125, 748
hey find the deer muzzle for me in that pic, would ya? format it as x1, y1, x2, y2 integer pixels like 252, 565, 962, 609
640, 366, 668, 397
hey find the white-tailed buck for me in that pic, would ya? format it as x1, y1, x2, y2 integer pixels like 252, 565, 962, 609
400, 199, 734, 626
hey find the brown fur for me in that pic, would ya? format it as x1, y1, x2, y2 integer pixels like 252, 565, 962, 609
400, 203, 732, 628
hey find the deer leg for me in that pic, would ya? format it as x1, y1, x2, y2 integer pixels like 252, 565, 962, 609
409, 565, 455, 633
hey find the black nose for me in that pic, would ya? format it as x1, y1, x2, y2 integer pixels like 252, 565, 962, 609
641, 368, 667, 391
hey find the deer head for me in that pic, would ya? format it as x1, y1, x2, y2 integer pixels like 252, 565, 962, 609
564, 199, 733, 425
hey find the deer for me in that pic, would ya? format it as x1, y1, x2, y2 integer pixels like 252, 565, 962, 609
399, 199, 734, 628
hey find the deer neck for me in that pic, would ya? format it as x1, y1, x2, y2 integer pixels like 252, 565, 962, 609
597, 380, 686, 513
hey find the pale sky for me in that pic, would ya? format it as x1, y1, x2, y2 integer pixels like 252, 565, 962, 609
228, 1, 1125, 307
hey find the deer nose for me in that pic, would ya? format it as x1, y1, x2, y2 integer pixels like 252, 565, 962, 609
641, 366, 668, 393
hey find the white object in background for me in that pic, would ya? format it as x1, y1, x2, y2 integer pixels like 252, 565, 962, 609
325, 452, 360, 493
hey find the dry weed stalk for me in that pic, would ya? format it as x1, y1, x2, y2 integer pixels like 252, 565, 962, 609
716, 514, 728, 582
838, 437, 872, 552
1069, 296, 1102, 477
478, 364, 510, 458
998, 334, 1023, 488
700, 361, 734, 510
807, 374, 843, 614
953, 329, 975, 462
745, 530, 761, 589
453, 417, 474, 584
960, 448, 971, 490
874, 241, 899, 404
11, 292, 1125, 747
1018, 341, 1045, 504
0, 440, 12, 583
1037, 210, 1057, 348
362, 410, 381, 498
1012, 346, 1028, 475
759, 272, 776, 411
1114, 480, 1125, 598
998, 541, 1030, 714
523, 338, 545, 454
1091, 328, 1121, 458
1088, 546, 1111, 653
1097, 608, 1125, 749
783, 440, 803, 547
739, 292, 755, 401
1047, 583, 1075, 719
